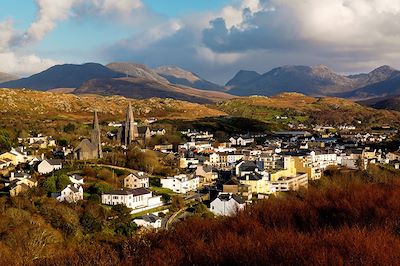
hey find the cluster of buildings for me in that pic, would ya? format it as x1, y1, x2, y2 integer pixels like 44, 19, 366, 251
171, 126, 400, 216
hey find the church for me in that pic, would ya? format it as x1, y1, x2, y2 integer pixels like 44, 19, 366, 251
118, 103, 151, 146
74, 111, 103, 160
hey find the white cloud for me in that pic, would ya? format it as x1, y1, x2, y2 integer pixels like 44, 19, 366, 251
0, 0, 145, 76
0, 52, 59, 76
0, 20, 14, 52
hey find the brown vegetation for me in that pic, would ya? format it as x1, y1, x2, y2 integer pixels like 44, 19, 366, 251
0, 165, 392, 265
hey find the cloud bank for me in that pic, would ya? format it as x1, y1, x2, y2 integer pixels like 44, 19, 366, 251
3, 0, 400, 82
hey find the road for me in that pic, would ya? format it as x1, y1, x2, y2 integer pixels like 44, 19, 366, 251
89, 163, 137, 173
165, 208, 186, 230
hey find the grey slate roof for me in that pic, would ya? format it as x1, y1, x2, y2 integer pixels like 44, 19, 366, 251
103, 187, 150, 196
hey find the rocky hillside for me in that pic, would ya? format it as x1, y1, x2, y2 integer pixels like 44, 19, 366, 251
75, 77, 234, 104
107, 62, 168, 83
0, 88, 226, 124
217, 92, 400, 127
155, 66, 225, 91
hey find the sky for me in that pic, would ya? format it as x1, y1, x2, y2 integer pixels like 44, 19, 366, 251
1, 0, 400, 84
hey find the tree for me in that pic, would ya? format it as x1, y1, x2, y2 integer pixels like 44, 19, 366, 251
80, 213, 102, 234
55, 174, 70, 191
97, 169, 113, 181
0, 128, 14, 153
63, 123, 76, 133
171, 196, 185, 211
43, 176, 57, 194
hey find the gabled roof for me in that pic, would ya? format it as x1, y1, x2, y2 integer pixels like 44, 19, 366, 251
217, 193, 245, 204
238, 173, 263, 181
70, 174, 83, 180
224, 179, 240, 186
103, 187, 151, 196
239, 161, 257, 172
46, 159, 62, 166
142, 214, 161, 223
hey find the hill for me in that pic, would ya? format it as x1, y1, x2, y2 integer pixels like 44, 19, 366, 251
359, 95, 400, 111
226, 70, 261, 88
0, 63, 124, 90
226, 65, 400, 99
0, 88, 226, 126
107, 62, 168, 83
74, 77, 234, 104
0, 72, 18, 83
340, 66, 400, 99
155, 66, 225, 91
217, 93, 400, 127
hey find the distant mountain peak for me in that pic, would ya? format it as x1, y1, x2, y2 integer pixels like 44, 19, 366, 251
155, 65, 200, 83
106, 62, 168, 83
155, 65, 225, 91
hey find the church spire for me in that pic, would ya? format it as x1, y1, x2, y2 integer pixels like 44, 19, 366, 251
91, 110, 102, 158
93, 110, 99, 130
123, 102, 139, 146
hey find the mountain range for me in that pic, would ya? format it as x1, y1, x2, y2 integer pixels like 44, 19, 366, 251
2, 62, 400, 104
0, 62, 231, 104
226, 65, 400, 99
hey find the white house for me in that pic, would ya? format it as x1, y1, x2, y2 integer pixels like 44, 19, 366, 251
124, 172, 149, 189
37, 159, 62, 174
69, 174, 84, 185
56, 184, 83, 203
133, 214, 162, 229
230, 137, 254, 146
101, 188, 162, 213
210, 193, 245, 216
160, 174, 200, 194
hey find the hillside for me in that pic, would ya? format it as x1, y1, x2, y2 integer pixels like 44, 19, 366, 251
0, 88, 226, 125
0, 63, 124, 90
107, 62, 168, 83
226, 65, 400, 99
155, 66, 225, 91
217, 93, 400, 127
75, 77, 234, 104
360, 95, 400, 111
0, 72, 18, 83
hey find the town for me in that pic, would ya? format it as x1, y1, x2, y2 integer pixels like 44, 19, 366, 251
1, 102, 399, 230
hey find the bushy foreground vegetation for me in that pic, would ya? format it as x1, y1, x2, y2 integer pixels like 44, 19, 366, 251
1, 165, 400, 265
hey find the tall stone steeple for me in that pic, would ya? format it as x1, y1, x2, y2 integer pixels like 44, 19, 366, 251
91, 110, 103, 158
124, 103, 139, 146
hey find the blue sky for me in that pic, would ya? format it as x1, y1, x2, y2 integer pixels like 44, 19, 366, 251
0, 0, 399, 83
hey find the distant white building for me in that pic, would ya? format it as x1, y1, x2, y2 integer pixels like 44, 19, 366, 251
230, 137, 254, 146
124, 172, 149, 189
37, 159, 62, 174
101, 188, 162, 213
160, 174, 200, 194
69, 174, 84, 185
210, 193, 245, 216
134, 214, 162, 229
56, 184, 83, 203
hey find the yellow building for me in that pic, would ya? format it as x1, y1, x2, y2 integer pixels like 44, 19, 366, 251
293, 156, 316, 179
239, 173, 271, 195
0, 150, 26, 166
